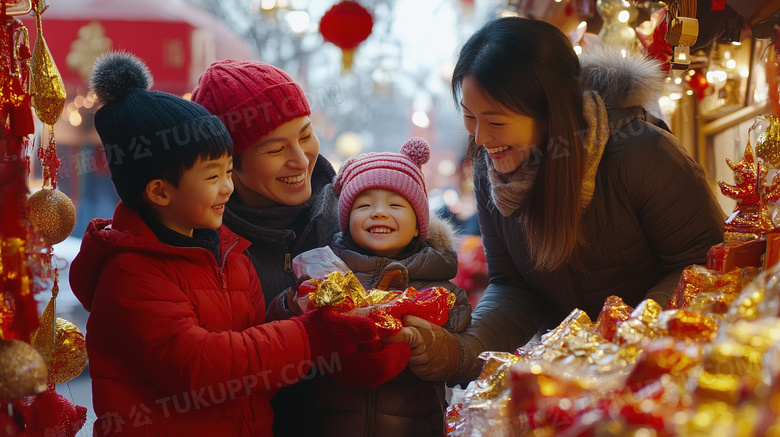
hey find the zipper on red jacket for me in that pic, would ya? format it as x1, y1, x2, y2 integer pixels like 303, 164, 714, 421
219, 238, 240, 294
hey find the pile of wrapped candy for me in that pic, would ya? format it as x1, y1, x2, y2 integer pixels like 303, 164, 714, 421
297, 270, 456, 337
447, 264, 780, 436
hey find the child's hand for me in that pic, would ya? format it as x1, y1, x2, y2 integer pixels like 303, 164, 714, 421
390, 315, 462, 381
285, 274, 311, 315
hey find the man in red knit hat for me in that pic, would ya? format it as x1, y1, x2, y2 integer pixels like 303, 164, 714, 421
192, 60, 412, 435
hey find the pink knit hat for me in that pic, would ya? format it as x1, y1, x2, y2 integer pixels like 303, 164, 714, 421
191, 60, 311, 156
333, 138, 431, 241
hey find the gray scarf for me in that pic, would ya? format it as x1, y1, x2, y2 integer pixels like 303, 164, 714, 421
487, 91, 609, 217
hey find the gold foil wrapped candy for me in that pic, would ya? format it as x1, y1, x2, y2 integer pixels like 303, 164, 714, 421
305, 270, 367, 308
657, 309, 717, 342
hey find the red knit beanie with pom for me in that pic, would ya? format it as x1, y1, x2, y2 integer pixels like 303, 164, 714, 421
333, 138, 431, 240
191, 60, 311, 156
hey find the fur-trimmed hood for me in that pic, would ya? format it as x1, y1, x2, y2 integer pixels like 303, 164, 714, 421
425, 214, 457, 252
579, 47, 665, 110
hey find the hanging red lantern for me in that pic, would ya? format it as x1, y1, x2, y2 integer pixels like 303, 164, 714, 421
319, 1, 373, 71
685, 70, 709, 101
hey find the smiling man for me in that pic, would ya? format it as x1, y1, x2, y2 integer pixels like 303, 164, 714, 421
192, 60, 340, 313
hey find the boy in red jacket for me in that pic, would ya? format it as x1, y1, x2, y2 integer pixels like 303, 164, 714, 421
70, 52, 377, 437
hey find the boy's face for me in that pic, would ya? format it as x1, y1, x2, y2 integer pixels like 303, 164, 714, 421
232, 116, 319, 208
159, 154, 234, 236
349, 189, 419, 258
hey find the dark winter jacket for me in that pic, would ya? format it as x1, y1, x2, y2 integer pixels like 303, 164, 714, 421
223, 154, 339, 310
69, 203, 311, 436
450, 49, 725, 383
272, 217, 472, 436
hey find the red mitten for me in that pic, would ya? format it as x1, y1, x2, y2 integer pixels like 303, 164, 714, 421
329, 341, 412, 388
297, 309, 378, 362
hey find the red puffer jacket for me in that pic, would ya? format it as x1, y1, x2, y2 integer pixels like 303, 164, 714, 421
70, 204, 310, 436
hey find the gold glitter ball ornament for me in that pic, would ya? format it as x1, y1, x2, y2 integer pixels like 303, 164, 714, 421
47, 318, 88, 383
0, 339, 48, 403
756, 115, 780, 169
26, 188, 76, 245
33, 296, 88, 383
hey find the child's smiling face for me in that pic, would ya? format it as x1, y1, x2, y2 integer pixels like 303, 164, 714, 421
349, 189, 419, 258
157, 153, 234, 236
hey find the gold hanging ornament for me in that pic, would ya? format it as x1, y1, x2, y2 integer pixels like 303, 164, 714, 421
25, 188, 76, 245
31, 277, 88, 384
0, 339, 48, 403
30, 0, 65, 126
755, 115, 780, 169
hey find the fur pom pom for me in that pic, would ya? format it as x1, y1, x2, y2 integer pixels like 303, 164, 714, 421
579, 46, 664, 109
401, 138, 430, 166
89, 51, 153, 105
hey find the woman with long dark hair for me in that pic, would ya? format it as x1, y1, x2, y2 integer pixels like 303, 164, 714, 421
392, 17, 724, 383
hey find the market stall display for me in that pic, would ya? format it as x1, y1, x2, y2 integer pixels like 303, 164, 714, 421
446, 126, 780, 437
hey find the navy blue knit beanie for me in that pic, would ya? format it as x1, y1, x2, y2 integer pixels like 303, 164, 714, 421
90, 52, 232, 209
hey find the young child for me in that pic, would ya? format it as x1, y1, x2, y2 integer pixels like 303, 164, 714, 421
274, 138, 473, 436
69, 52, 378, 437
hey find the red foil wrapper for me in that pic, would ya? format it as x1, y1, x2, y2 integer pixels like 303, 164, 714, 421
658, 309, 717, 342
669, 265, 749, 313
624, 337, 702, 388
594, 296, 634, 342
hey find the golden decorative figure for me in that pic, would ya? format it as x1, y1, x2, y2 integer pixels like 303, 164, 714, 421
718, 140, 775, 242
30, 6, 66, 125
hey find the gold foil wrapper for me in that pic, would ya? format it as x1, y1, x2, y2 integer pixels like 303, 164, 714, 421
364, 289, 401, 306
309, 271, 367, 308
669, 265, 717, 309
630, 299, 662, 327
474, 352, 520, 400
540, 308, 593, 346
